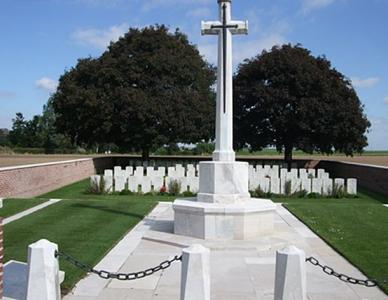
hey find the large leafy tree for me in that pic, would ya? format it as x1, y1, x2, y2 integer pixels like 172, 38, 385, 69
234, 44, 370, 166
52, 25, 216, 159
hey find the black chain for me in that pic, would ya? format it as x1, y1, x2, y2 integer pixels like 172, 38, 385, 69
55, 250, 182, 280
306, 256, 388, 287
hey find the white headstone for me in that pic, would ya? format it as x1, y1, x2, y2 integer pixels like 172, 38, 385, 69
104, 169, 113, 176
151, 177, 164, 192
301, 178, 311, 194
125, 166, 133, 177
146, 167, 155, 177
103, 176, 113, 193
290, 169, 298, 179
291, 178, 301, 194
180, 244, 210, 300
114, 166, 122, 176
140, 177, 152, 193
259, 177, 270, 193
347, 178, 357, 195
263, 165, 271, 177
274, 245, 306, 300
312, 178, 323, 194
249, 173, 260, 190
272, 165, 280, 178
317, 169, 325, 178
176, 164, 185, 177
299, 169, 308, 179
322, 178, 333, 196
187, 164, 196, 177
307, 169, 316, 178
270, 178, 281, 194
90, 175, 100, 192
134, 167, 144, 177
186, 177, 200, 193
280, 168, 288, 179
0, 198, 3, 209
168, 167, 176, 177
114, 176, 126, 192
26, 239, 61, 300
128, 176, 137, 192
334, 178, 345, 191
157, 167, 166, 177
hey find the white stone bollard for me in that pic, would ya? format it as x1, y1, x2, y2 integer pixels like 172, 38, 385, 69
0, 197, 3, 209
180, 244, 210, 300
274, 245, 307, 300
26, 239, 61, 300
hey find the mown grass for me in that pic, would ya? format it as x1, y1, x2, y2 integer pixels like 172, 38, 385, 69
4, 179, 388, 294
5, 181, 175, 292
283, 190, 388, 294
0, 198, 47, 218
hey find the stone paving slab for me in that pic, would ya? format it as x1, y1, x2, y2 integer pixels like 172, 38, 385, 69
4, 199, 61, 225
64, 202, 388, 300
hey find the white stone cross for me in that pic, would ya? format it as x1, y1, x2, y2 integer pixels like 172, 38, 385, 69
201, 0, 248, 162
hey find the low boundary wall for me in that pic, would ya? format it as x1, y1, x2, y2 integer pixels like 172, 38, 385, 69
1, 155, 387, 198
317, 160, 388, 197
0, 157, 111, 198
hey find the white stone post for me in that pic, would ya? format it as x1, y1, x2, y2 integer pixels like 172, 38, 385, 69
180, 244, 210, 300
26, 239, 61, 300
274, 245, 307, 300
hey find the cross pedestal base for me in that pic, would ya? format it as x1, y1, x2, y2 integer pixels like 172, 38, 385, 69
197, 161, 251, 204
173, 198, 276, 240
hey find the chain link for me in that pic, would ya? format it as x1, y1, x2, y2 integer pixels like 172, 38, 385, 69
55, 250, 182, 280
306, 256, 388, 287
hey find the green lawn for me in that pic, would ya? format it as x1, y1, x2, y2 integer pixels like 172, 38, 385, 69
282, 190, 388, 293
5, 181, 175, 292
4, 179, 388, 294
0, 198, 47, 218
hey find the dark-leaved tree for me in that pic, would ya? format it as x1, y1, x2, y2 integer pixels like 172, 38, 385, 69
52, 25, 216, 159
234, 44, 370, 167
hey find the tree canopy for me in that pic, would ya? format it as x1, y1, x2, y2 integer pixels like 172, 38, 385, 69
52, 25, 216, 159
233, 44, 370, 165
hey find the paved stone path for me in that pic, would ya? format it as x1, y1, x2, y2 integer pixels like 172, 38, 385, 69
64, 202, 388, 300
4, 199, 62, 225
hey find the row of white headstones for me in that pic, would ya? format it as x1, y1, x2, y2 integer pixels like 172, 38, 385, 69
90, 164, 357, 195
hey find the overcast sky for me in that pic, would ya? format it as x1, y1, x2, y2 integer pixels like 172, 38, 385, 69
0, 0, 387, 150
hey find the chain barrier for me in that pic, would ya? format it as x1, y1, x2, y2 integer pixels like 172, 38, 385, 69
55, 250, 182, 280
306, 256, 388, 287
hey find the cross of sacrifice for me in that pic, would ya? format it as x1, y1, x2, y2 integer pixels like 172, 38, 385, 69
201, 0, 248, 162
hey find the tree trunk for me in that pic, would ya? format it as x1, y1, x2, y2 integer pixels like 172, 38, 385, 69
142, 148, 150, 161
284, 144, 293, 171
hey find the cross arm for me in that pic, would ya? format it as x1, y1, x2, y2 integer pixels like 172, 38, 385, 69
229, 20, 248, 35
201, 21, 222, 35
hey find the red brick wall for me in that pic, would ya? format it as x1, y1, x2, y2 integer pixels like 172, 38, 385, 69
0, 218, 3, 299
0, 158, 111, 198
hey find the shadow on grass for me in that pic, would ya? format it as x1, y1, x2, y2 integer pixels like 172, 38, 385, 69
359, 188, 388, 204
70, 203, 145, 220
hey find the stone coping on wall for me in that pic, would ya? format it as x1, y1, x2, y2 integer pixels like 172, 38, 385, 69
0, 158, 94, 172
336, 160, 388, 170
